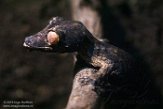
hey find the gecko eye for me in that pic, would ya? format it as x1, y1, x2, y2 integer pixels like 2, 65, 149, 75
47, 31, 59, 45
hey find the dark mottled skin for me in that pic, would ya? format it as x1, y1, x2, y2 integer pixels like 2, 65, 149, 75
24, 17, 161, 108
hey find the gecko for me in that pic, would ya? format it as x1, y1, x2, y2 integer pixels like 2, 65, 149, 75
23, 17, 158, 108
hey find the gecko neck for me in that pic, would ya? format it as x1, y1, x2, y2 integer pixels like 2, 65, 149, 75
78, 32, 99, 62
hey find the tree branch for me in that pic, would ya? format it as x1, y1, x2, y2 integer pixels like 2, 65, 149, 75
66, 68, 101, 109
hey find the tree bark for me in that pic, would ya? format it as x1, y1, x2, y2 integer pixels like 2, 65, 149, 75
66, 0, 103, 109
66, 68, 101, 109
70, 0, 102, 39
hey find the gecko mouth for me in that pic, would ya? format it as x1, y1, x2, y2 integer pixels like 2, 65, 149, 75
23, 42, 53, 51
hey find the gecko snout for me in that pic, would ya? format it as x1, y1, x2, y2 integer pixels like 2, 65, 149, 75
23, 36, 33, 48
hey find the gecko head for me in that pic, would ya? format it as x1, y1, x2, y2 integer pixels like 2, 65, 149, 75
23, 17, 90, 52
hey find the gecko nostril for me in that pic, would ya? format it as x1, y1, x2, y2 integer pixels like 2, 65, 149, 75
25, 36, 33, 45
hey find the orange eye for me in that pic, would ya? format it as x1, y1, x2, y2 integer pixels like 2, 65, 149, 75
47, 31, 59, 45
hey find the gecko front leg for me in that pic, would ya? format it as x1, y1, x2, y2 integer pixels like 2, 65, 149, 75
90, 57, 115, 98
90, 56, 114, 79
96, 63, 113, 78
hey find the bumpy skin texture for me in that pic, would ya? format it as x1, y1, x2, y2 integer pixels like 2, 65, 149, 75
23, 17, 158, 109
